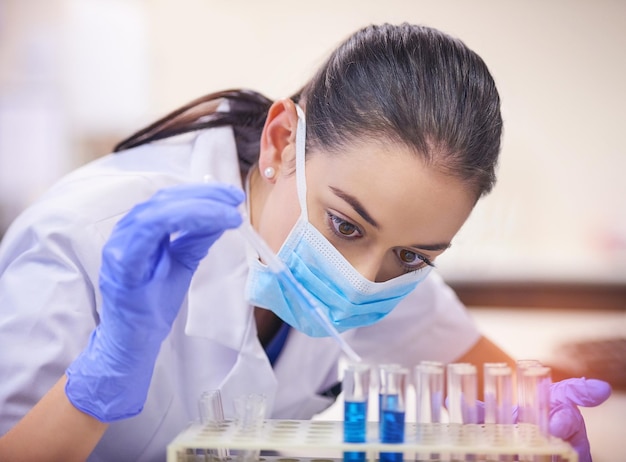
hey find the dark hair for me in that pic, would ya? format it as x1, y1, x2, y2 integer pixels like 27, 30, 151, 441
115, 23, 502, 197
113, 89, 273, 177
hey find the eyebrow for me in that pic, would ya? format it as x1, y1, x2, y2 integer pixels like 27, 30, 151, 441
411, 242, 452, 252
330, 186, 380, 229
329, 186, 452, 252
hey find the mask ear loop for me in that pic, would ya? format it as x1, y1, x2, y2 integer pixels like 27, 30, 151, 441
294, 105, 308, 219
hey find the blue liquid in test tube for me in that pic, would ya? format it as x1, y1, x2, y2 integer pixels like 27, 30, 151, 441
381, 395, 406, 444
343, 363, 370, 462
379, 368, 408, 462
344, 401, 367, 462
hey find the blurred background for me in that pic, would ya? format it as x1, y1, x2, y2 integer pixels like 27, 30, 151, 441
2, 0, 625, 281
1, 0, 624, 460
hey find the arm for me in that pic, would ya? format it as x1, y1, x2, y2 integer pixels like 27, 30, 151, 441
0, 376, 107, 462
0, 183, 244, 459
454, 335, 516, 400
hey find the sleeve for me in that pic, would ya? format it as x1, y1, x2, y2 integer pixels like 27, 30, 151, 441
0, 205, 107, 435
348, 271, 481, 367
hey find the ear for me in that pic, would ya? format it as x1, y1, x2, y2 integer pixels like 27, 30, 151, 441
258, 98, 299, 182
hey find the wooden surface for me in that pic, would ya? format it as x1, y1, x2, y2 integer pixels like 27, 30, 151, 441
450, 281, 626, 310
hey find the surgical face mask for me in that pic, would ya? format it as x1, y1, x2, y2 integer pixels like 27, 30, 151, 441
244, 105, 432, 337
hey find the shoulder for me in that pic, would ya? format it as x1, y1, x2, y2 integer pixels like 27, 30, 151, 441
23, 126, 239, 233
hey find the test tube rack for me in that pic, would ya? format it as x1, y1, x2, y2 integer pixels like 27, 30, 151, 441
166, 419, 578, 462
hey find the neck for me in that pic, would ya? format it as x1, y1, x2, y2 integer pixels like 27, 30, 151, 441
254, 307, 283, 347
247, 166, 266, 231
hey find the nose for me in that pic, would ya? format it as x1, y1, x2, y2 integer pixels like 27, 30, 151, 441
351, 250, 409, 282
348, 252, 391, 283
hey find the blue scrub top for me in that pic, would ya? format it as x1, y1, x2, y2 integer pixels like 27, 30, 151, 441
265, 322, 290, 366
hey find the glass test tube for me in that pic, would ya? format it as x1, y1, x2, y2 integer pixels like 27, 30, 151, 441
377, 364, 402, 421
233, 393, 268, 462
446, 363, 478, 424
518, 366, 552, 438
415, 362, 445, 462
483, 363, 513, 425
515, 359, 542, 424
445, 364, 479, 462
483, 363, 514, 460
343, 363, 371, 462
198, 390, 229, 460
379, 366, 408, 462
415, 362, 444, 424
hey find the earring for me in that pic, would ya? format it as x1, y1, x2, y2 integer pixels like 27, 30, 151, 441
263, 166, 276, 179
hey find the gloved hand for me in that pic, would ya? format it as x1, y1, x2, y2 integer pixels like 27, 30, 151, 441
66, 183, 244, 422
549, 378, 611, 462
448, 377, 610, 462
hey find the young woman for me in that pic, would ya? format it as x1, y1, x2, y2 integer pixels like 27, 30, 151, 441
0, 23, 609, 462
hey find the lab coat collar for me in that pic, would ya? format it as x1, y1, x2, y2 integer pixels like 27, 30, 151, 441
184, 126, 254, 351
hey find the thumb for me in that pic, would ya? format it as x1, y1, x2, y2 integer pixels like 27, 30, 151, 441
549, 402, 591, 462
550, 378, 612, 407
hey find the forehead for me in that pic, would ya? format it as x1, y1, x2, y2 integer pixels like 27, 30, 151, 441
305, 141, 476, 243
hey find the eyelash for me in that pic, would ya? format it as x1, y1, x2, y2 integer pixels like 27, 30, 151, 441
326, 211, 363, 239
396, 250, 435, 274
325, 212, 435, 273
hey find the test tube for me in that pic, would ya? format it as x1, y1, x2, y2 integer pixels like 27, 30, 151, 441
379, 366, 408, 462
446, 363, 478, 424
518, 366, 551, 438
233, 393, 268, 462
446, 364, 479, 462
377, 364, 403, 421
414, 362, 444, 424
483, 363, 513, 425
515, 359, 542, 424
198, 390, 228, 460
198, 390, 225, 425
415, 362, 445, 462
343, 363, 371, 462
483, 364, 514, 459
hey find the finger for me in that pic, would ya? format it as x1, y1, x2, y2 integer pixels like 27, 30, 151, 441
105, 202, 239, 274
113, 197, 241, 252
475, 400, 485, 424
511, 405, 518, 423
150, 182, 245, 205
103, 197, 242, 282
168, 228, 230, 269
111, 183, 244, 243
551, 378, 612, 407
549, 403, 591, 462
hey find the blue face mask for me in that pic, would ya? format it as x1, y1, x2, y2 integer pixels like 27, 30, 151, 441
244, 106, 432, 337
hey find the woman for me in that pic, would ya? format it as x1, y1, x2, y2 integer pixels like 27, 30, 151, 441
0, 23, 609, 461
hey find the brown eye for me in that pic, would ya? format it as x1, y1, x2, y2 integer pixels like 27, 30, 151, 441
338, 221, 357, 236
394, 248, 432, 272
399, 249, 418, 264
327, 212, 362, 239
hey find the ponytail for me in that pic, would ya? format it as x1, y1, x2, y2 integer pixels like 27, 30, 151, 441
114, 89, 273, 174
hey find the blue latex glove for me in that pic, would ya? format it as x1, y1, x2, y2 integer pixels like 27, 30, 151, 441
549, 378, 611, 462
66, 183, 244, 422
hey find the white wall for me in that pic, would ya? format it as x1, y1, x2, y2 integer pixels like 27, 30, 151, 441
0, 0, 150, 229
1, 0, 624, 283
145, 0, 626, 282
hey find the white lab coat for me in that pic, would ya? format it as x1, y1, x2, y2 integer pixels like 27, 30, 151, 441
0, 124, 480, 461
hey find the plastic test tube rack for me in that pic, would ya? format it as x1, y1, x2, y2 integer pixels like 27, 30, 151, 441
166, 419, 578, 461
168, 360, 577, 461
